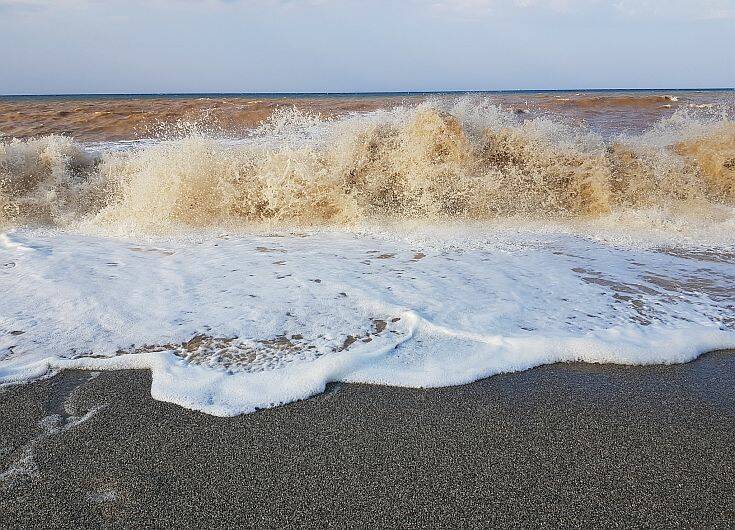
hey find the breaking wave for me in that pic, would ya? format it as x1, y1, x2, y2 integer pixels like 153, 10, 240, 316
1, 99, 734, 235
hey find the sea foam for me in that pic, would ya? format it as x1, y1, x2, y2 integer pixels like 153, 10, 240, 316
0, 227, 733, 415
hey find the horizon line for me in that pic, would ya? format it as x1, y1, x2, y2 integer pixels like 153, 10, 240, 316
2, 87, 734, 98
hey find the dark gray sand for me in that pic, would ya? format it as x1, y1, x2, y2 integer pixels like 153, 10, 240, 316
1, 352, 734, 528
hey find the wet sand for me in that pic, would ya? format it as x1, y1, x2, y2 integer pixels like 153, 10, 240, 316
1, 352, 733, 528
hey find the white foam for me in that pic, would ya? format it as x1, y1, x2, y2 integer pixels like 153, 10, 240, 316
1, 226, 733, 415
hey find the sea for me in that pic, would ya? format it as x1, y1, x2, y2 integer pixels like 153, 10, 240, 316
1, 89, 734, 415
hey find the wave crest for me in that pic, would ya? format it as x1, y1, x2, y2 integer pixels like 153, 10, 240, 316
1, 101, 734, 233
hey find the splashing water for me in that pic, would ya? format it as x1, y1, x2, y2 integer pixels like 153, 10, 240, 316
1, 97, 734, 415
1, 99, 733, 235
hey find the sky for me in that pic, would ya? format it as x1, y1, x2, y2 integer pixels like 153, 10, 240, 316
1, 0, 734, 94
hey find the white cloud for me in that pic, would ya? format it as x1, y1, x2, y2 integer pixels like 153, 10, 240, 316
422, 0, 590, 15
2, 0, 733, 19
423, 0, 735, 19
612, 0, 735, 20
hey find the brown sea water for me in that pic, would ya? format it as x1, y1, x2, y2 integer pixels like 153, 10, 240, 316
1, 90, 731, 141
0, 95, 406, 142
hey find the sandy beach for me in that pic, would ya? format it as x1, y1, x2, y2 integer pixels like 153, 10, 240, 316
2, 351, 733, 528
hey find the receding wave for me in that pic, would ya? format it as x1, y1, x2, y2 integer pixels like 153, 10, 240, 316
1, 100, 734, 234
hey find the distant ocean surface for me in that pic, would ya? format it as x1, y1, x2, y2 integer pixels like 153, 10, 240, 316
2, 89, 733, 140
1, 90, 734, 415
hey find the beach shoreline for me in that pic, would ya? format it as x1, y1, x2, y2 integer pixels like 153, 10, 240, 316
1, 351, 733, 527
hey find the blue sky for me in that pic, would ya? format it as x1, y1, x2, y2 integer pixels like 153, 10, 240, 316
1, 0, 733, 94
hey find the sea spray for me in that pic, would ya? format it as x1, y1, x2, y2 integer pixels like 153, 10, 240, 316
1, 100, 733, 235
